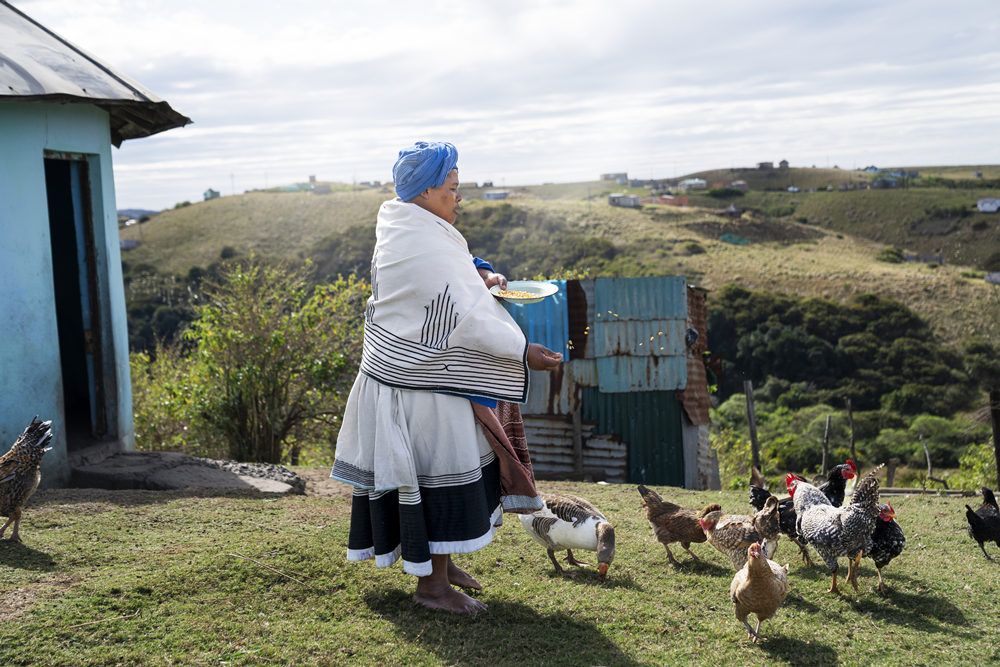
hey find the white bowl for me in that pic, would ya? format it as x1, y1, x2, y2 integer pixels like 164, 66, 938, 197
489, 280, 559, 304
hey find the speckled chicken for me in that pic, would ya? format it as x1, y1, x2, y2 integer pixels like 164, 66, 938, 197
965, 487, 1000, 560
520, 492, 616, 580
0, 418, 53, 543
868, 502, 905, 594
729, 542, 789, 643
699, 499, 781, 570
748, 461, 856, 565
793, 466, 884, 594
637, 484, 718, 565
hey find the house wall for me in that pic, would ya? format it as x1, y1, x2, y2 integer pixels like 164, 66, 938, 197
0, 101, 134, 485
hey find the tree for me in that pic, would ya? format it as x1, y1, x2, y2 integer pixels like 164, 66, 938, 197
964, 339, 1000, 488
187, 259, 368, 463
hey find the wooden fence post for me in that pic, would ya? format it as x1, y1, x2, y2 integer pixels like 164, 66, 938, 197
846, 398, 858, 478
744, 380, 760, 473
821, 415, 831, 473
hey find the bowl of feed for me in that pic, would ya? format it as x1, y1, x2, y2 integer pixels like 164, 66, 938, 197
489, 280, 559, 304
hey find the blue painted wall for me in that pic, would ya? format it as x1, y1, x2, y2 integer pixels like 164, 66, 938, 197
0, 101, 134, 485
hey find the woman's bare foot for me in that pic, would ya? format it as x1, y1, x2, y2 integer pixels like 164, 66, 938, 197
414, 581, 487, 615
447, 557, 483, 591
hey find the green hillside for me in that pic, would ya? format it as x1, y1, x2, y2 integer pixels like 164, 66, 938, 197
685, 166, 870, 191
119, 175, 1000, 347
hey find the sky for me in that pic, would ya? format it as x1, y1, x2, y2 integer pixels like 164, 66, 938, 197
16, 0, 1000, 210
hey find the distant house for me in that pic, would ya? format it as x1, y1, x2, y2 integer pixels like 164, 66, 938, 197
977, 198, 1000, 213
787, 186, 800, 193
0, 2, 189, 484
600, 172, 628, 185
862, 165, 880, 173
203, 188, 220, 201
779, 159, 789, 169
757, 162, 774, 170
608, 193, 642, 208
677, 178, 707, 191
483, 190, 509, 201
482, 180, 494, 187
729, 180, 749, 192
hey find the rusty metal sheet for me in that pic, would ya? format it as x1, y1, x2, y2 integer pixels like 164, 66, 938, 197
593, 276, 686, 321
592, 319, 686, 357
502, 280, 569, 360
678, 286, 712, 425
0, 3, 190, 143
523, 359, 597, 415
581, 387, 685, 486
596, 355, 687, 393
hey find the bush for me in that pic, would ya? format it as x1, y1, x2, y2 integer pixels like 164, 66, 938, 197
711, 427, 753, 490
707, 188, 745, 199
949, 442, 999, 490
131, 259, 369, 465
876, 247, 904, 263
187, 261, 368, 464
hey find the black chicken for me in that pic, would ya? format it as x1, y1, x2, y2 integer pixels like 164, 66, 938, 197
868, 502, 905, 594
965, 487, 1000, 560
748, 460, 857, 565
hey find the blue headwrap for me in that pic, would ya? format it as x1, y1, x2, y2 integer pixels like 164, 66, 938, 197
392, 141, 459, 202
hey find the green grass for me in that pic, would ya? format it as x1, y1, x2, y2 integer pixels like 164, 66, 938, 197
2, 477, 999, 666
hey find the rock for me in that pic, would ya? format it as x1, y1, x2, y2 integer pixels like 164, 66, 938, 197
70, 452, 305, 495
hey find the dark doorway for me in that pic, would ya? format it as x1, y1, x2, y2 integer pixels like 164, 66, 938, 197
45, 155, 107, 448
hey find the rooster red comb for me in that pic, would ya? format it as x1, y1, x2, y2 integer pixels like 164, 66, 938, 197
846, 459, 858, 473
785, 472, 799, 494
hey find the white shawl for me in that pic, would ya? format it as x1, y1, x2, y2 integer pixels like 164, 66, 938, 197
359, 199, 529, 402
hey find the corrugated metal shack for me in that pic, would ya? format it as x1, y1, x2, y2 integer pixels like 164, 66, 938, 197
504, 276, 720, 489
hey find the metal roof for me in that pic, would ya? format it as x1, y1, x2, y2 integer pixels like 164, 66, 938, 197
0, 1, 190, 145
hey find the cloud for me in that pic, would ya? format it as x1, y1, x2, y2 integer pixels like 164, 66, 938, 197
15, 0, 1000, 208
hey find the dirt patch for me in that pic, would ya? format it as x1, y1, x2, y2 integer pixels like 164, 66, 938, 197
685, 219, 824, 244
0, 574, 76, 622
295, 468, 355, 499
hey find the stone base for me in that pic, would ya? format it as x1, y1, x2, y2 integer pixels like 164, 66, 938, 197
70, 452, 305, 495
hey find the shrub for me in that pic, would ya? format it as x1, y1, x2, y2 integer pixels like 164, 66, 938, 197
876, 247, 904, 263
131, 259, 369, 465
949, 442, 999, 491
187, 260, 368, 464
707, 188, 744, 199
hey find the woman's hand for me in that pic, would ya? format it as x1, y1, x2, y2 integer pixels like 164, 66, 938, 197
527, 343, 563, 371
479, 268, 508, 290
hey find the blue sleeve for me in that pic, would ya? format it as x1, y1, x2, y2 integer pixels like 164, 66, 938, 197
472, 256, 494, 273
467, 395, 499, 409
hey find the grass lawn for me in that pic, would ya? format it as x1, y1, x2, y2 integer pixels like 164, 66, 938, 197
2, 474, 999, 666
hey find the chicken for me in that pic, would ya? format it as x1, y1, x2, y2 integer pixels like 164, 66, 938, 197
793, 466, 884, 594
868, 502, 905, 594
637, 484, 717, 565
729, 542, 789, 643
520, 493, 616, 580
748, 461, 857, 566
965, 487, 1000, 560
699, 500, 780, 570
0, 418, 54, 543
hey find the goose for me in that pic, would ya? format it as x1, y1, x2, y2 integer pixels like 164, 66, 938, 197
519, 492, 616, 580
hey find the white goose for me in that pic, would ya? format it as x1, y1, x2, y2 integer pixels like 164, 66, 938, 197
519, 492, 616, 580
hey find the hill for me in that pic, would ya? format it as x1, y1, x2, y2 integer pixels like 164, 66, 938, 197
2, 479, 998, 666
685, 166, 869, 192
120, 182, 1000, 347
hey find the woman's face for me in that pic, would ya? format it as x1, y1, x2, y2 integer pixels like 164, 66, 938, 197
415, 169, 462, 224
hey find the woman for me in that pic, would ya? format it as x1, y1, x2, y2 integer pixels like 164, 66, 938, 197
332, 141, 562, 614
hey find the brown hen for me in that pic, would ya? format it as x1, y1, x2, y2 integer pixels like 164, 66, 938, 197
0, 418, 54, 542
637, 484, 719, 565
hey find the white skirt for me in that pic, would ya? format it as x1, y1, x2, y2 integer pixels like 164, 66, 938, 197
331, 372, 502, 576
